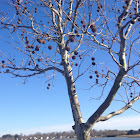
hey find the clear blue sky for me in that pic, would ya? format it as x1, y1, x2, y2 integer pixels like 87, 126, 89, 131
0, 0, 140, 137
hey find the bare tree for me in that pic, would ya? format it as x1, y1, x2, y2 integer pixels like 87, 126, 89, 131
0, 0, 140, 139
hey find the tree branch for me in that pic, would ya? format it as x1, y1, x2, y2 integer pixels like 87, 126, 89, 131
97, 94, 140, 122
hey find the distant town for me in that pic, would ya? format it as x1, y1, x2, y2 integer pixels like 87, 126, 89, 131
0, 129, 140, 140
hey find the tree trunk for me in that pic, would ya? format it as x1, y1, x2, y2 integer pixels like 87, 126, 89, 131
74, 123, 91, 140
63, 60, 91, 140
61, 50, 91, 140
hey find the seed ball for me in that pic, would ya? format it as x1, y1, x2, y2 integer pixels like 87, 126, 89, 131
122, 6, 126, 9
42, 40, 46, 44
75, 29, 78, 33
37, 38, 42, 43
83, 24, 86, 28
97, 9, 100, 12
31, 45, 34, 49
96, 79, 98, 84
66, 46, 71, 51
2, 60, 5, 63
47, 86, 50, 89
92, 27, 97, 33
131, 20, 135, 24
81, 20, 84, 24
92, 62, 96, 65
91, 57, 95, 61
27, 45, 31, 48
89, 75, 92, 79
32, 51, 35, 54
48, 45, 53, 50
130, 92, 133, 95
6, 69, 9, 73
69, 35, 75, 42
118, 9, 121, 12
35, 7, 37, 10
77, 34, 80, 37
74, 51, 78, 55
26, 41, 29, 44
38, 58, 41, 62
75, 63, 78, 66
130, 95, 133, 98
90, 24, 95, 29
96, 74, 99, 78
17, 21, 21, 24
72, 56, 76, 60
35, 46, 40, 51
48, 83, 51, 86
35, 64, 39, 68
28, 63, 31, 65
95, 71, 98, 74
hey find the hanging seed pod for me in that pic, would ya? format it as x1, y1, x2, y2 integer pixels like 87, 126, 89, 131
42, 40, 46, 44
131, 20, 135, 24
37, 38, 42, 43
48, 45, 53, 50
2, 60, 5, 63
92, 62, 96, 65
17, 21, 21, 24
91, 57, 95, 61
83, 24, 86, 28
77, 34, 80, 37
31, 45, 34, 49
72, 55, 76, 60
74, 51, 78, 55
75, 29, 78, 33
96, 74, 99, 78
89, 75, 92, 79
32, 51, 35, 54
81, 20, 84, 24
35, 46, 40, 51
69, 35, 75, 42
90, 23, 97, 33
96, 79, 98, 84
6, 69, 10, 73
25, 41, 29, 45
38, 58, 41, 62
35, 64, 39, 68
95, 71, 98, 74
